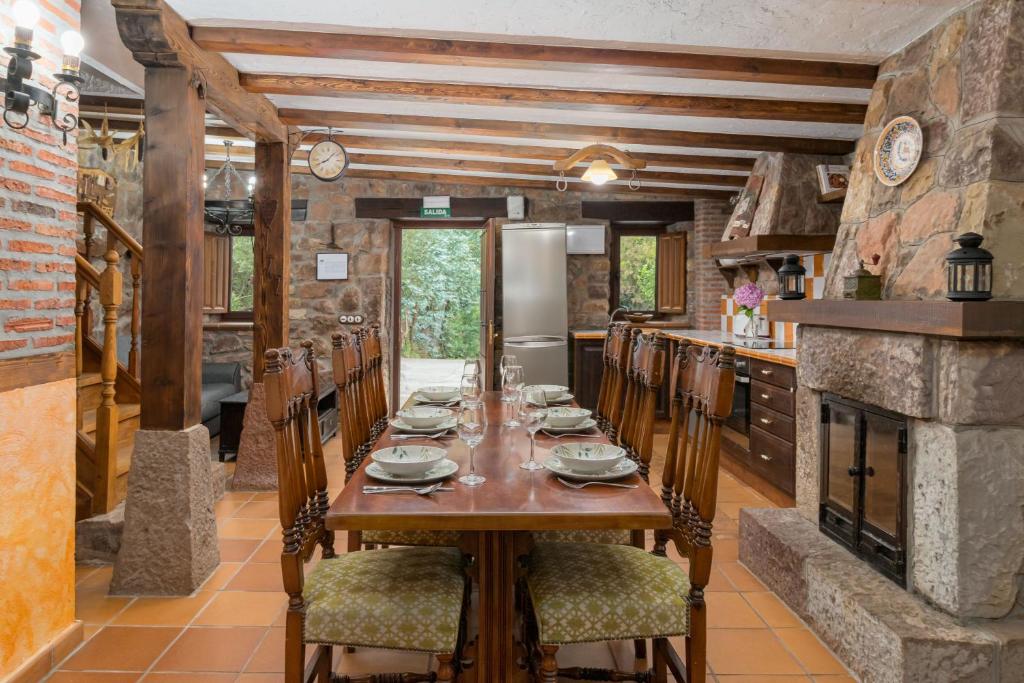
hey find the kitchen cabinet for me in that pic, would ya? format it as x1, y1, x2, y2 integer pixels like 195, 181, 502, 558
571, 333, 671, 418
747, 357, 797, 497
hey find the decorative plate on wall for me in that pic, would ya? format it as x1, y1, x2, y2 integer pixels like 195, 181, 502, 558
874, 116, 923, 186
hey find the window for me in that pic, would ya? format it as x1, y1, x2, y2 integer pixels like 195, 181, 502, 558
611, 225, 687, 315
203, 231, 255, 319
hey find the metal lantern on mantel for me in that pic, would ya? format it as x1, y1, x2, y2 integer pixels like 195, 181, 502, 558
777, 254, 807, 300
946, 232, 993, 301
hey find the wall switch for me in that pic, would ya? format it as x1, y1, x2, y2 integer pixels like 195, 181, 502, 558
338, 314, 365, 324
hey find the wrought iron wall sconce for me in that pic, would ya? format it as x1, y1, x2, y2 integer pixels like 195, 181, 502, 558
1, 1, 84, 146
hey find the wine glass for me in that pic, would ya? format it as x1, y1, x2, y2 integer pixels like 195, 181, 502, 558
463, 358, 481, 378
460, 371, 481, 405
499, 354, 518, 402
502, 364, 524, 427
519, 387, 547, 471
457, 402, 487, 486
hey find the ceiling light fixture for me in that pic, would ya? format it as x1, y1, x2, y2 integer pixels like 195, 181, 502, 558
2, 1, 84, 145
554, 143, 645, 191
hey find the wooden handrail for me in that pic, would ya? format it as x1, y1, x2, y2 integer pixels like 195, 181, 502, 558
75, 253, 100, 287
77, 201, 144, 261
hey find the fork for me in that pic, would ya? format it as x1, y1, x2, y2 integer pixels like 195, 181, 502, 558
541, 430, 602, 439
362, 483, 453, 495
556, 477, 638, 490
390, 431, 454, 440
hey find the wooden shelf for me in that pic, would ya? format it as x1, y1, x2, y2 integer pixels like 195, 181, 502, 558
766, 300, 1024, 339
706, 234, 836, 260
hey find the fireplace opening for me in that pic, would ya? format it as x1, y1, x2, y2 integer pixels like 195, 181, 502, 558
819, 393, 908, 586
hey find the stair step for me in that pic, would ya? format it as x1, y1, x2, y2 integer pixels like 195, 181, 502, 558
78, 372, 102, 388
117, 441, 133, 477
81, 403, 141, 434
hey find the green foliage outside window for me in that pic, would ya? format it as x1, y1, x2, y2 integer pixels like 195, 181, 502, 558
618, 235, 657, 311
230, 235, 255, 312
400, 229, 482, 360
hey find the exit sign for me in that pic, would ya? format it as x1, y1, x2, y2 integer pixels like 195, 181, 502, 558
421, 195, 451, 218
420, 206, 452, 218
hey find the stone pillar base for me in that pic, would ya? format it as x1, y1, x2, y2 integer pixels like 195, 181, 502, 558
111, 424, 219, 596
231, 382, 279, 491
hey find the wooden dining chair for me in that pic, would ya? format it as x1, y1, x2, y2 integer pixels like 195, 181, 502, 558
604, 326, 639, 441
616, 331, 665, 484
594, 321, 625, 432
330, 332, 366, 480
524, 341, 736, 683
265, 341, 471, 683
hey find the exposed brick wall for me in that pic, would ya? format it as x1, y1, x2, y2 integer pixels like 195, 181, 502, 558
0, 0, 80, 360
693, 199, 732, 330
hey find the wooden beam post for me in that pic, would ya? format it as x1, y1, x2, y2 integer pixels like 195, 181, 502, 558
139, 65, 206, 430
252, 141, 292, 382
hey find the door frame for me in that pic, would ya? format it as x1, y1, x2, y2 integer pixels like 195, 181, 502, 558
389, 219, 496, 410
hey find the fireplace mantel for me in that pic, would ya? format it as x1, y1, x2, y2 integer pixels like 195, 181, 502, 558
766, 300, 1024, 339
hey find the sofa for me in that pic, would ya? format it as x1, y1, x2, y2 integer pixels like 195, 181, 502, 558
201, 362, 242, 436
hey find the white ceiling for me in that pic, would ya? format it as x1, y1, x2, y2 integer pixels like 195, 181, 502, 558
93, 0, 977, 194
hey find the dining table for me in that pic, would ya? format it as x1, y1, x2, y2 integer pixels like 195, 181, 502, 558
325, 391, 672, 683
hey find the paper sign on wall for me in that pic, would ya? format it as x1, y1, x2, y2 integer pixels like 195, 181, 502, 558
317, 252, 349, 280
421, 195, 452, 218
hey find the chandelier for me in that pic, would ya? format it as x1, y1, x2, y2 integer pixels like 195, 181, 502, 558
203, 141, 257, 235
554, 144, 645, 191
1, 1, 84, 145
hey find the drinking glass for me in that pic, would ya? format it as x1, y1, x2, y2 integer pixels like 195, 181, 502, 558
463, 358, 481, 378
499, 354, 518, 402
519, 387, 547, 471
460, 371, 481, 405
502, 365, 524, 427
457, 402, 487, 486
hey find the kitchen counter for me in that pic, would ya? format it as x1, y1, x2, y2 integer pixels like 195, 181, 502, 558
569, 328, 797, 367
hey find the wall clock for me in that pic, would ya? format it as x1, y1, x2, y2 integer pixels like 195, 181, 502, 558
308, 138, 349, 182
874, 116, 922, 187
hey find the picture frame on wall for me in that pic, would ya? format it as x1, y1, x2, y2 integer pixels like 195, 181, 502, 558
316, 252, 349, 280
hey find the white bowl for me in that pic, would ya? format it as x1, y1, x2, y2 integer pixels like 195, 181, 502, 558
525, 384, 570, 401
395, 406, 453, 428
545, 407, 592, 427
551, 443, 626, 474
418, 385, 459, 401
371, 446, 447, 476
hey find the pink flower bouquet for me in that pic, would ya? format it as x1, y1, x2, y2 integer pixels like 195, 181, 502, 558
734, 282, 765, 319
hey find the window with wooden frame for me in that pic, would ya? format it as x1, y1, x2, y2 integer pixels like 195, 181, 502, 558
610, 224, 687, 315
203, 229, 255, 320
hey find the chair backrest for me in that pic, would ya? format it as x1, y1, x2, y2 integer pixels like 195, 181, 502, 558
595, 322, 625, 424
616, 332, 666, 481
605, 325, 637, 438
367, 324, 387, 422
330, 331, 360, 475
660, 341, 736, 593
264, 342, 336, 600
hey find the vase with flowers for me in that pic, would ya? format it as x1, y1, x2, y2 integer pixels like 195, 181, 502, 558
734, 282, 766, 339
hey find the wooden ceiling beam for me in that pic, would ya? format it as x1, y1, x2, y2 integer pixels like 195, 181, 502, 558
242, 74, 866, 124
206, 145, 746, 186
110, 0, 286, 142
192, 27, 878, 89
215, 159, 734, 198
279, 109, 855, 155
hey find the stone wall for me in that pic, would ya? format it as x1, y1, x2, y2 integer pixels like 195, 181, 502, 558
742, 152, 845, 238
828, 0, 1024, 300
204, 175, 702, 381
693, 199, 733, 329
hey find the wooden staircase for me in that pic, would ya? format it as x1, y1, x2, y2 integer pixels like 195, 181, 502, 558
75, 202, 144, 521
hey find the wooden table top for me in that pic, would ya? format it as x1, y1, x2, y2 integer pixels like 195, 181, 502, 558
326, 392, 671, 533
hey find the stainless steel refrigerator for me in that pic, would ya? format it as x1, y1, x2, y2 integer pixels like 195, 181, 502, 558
501, 223, 568, 386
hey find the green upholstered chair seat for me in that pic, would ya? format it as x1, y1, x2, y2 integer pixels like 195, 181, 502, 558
527, 542, 691, 645
303, 546, 465, 653
531, 529, 633, 545
362, 529, 463, 547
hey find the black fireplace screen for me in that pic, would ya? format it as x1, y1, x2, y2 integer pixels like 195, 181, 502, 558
820, 393, 907, 586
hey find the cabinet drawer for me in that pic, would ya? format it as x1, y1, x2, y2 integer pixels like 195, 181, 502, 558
751, 402, 795, 442
749, 426, 795, 496
751, 379, 795, 416
750, 358, 796, 390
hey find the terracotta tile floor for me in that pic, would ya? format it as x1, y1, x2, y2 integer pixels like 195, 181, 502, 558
52, 435, 857, 682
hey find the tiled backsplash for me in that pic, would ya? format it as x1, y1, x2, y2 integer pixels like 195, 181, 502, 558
720, 253, 830, 343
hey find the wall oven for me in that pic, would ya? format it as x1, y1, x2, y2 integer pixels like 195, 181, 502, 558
725, 356, 750, 436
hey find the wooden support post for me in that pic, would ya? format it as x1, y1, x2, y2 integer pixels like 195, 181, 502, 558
139, 66, 206, 430
94, 250, 123, 514
252, 141, 291, 382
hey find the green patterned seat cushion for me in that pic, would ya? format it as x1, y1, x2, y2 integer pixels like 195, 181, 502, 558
527, 542, 691, 645
532, 529, 632, 545
362, 529, 462, 547
303, 546, 465, 653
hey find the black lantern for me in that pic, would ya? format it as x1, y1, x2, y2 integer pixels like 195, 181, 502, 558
777, 254, 807, 300
946, 233, 993, 301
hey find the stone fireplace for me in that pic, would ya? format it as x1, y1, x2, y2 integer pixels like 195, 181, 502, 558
738, 1, 1024, 680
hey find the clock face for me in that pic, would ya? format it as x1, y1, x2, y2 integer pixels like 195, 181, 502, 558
308, 140, 348, 182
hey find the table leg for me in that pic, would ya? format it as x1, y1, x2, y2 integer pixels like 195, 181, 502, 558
474, 530, 528, 683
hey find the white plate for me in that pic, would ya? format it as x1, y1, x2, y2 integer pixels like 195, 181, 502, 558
390, 417, 457, 434
411, 393, 460, 406
528, 392, 574, 406
366, 458, 460, 484
541, 418, 599, 433
543, 455, 639, 481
